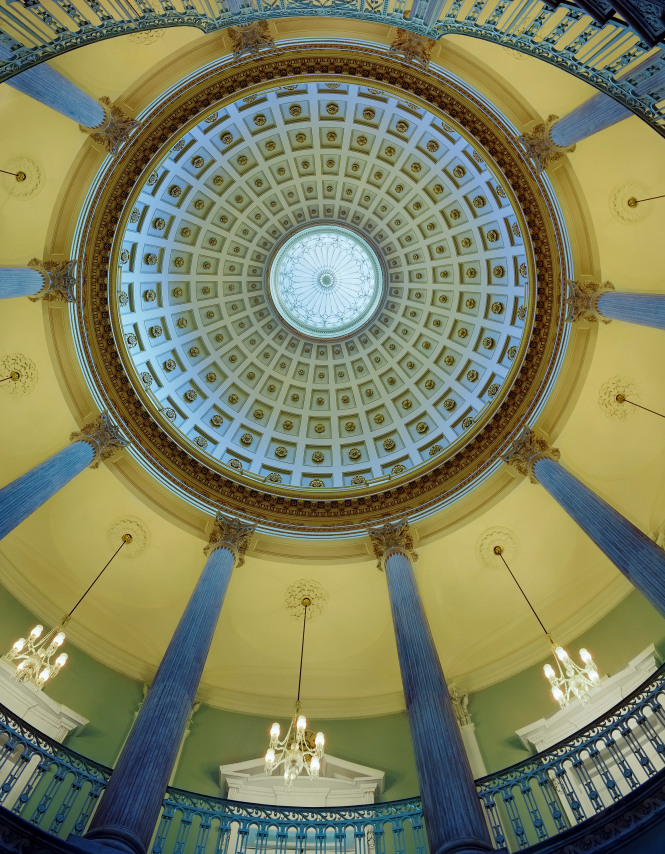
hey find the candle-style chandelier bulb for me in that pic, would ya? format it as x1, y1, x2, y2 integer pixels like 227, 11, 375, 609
263, 596, 325, 787
493, 544, 601, 709
2, 533, 132, 691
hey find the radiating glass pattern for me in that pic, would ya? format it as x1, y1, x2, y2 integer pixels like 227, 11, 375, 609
269, 227, 383, 338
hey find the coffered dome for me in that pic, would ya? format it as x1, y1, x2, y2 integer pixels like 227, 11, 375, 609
75, 57, 570, 532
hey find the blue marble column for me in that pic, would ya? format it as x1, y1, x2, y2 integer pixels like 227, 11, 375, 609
550, 53, 665, 148
0, 267, 46, 299
596, 291, 665, 330
370, 522, 492, 854
77, 516, 254, 854
503, 429, 665, 618
0, 413, 127, 541
0, 44, 105, 128
566, 281, 665, 330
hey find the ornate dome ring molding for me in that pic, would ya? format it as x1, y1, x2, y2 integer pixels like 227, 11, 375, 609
70, 43, 571, 535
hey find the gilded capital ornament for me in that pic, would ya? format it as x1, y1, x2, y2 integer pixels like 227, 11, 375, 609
368, 519, 418, 571
227, 21, 274, 56
27, 258, 76, 303
501, 427, 560, 484
389, 29, 435, 68
70, 412, 128, 468
80, 97, 140, 155
565, 280, 615, 323
517, 115, 575, 173
205, 512, 255, 566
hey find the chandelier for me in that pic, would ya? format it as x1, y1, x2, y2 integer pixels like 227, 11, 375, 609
3, 533, 132, 689
493, 545, 600, 708
264, 596, 325, 787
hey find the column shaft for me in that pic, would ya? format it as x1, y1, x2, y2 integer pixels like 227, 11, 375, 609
533, 457, 665, 616
0, 441, 94, 541
384, 551, 491, 854
549, 93, 630, 148
596, 291, 665, 330
0, 268, 45, 299
0, 46, 105, 128
83, 546, 236, 854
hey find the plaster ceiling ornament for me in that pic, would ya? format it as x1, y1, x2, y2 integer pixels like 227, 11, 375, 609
71, 44, 571, 534
502, 427, 560, 484
475, 526, 519, 568
128, 28, 165, 45
268, 226, 384, 338
80, 97, 140, 156
284, 580, 329, 620
598, 376, 638, 420
389, 28, 436, 68
69, 412, 128, 469
227, 21, 274, 55
609, 181, 652, 225
28, 258, 77, 303
565, 280, 614, 324
205, 513, 255, 566
0, 353, 38, 397
368, 519, 418, 570
0, 155, 44, 200
107, 517, 151, 559
517, 115, 575, 173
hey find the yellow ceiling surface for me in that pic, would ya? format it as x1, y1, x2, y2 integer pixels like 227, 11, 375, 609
0, 19, 664, 717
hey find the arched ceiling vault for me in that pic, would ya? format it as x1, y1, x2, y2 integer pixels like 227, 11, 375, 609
0, 19, 664, 716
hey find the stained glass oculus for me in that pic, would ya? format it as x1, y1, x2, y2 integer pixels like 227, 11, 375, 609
269, 226, 383, 338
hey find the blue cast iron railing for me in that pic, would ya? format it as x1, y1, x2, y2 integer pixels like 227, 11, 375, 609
1, 663, 665, 851
0, 0, 664, 135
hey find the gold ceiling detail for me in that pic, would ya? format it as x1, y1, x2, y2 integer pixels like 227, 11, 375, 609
71, 44, 570, 534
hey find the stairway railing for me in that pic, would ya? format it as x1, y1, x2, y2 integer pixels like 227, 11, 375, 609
1, 663, 665, 851
0, 0, 664, 135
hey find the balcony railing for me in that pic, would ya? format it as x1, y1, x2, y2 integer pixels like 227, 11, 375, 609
1, 663, 665, 852
0, 0, 664, 135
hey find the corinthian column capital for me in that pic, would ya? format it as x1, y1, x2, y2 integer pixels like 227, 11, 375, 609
70, 412, 128, 468
565, 280, 615, 323
205, 513, 255, 566
368, 519, 418, 571
502, 427, 560, 483
27, 258, 77, 303
518, 115, 575, 172
80, 96, 140, 155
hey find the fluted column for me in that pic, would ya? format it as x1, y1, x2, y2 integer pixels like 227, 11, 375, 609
0, 45, 138, 154
0, 44, 105, 127
0, 413, 127, 540
519, 54, 665, 171
76, 515, 255, 854
503, 429, 665, 617
369, 521, 492, 854
0, 259, 76, 301
566, 280, 665, 329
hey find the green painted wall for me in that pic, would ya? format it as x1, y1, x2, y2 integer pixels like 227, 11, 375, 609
0, 585, 143, 767
1, 579, 664, 798
469, 589, 665, 774
175, 704, 418, 800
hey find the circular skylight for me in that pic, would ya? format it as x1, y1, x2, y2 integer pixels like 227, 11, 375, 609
268, 226, 383, 339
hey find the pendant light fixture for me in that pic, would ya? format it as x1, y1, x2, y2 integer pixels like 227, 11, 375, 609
3, 533, 132, 689
264, 596, 325, 787
494, 545, 600, 708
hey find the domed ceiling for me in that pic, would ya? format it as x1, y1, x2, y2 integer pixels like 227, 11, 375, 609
73, 49, 570, 533
2, 24, 664, 714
